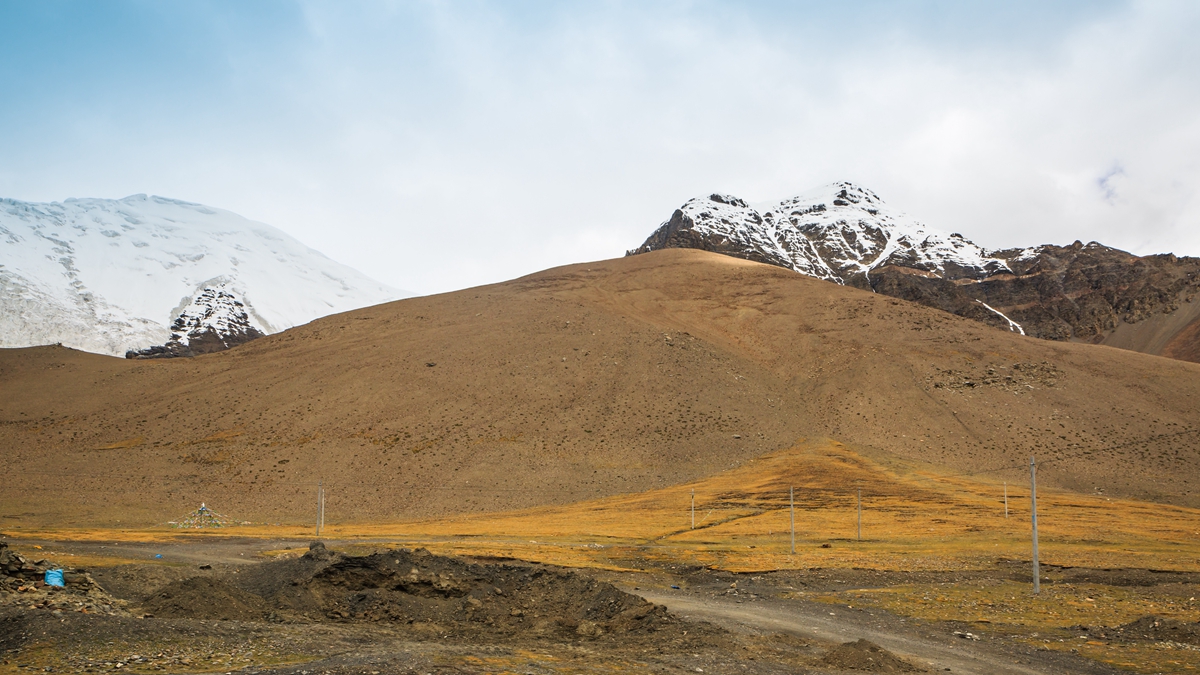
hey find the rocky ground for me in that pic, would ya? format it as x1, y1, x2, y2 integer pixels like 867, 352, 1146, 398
0, 541, 868, 674
4, 538, 1198, 674
0, 541, 125, 617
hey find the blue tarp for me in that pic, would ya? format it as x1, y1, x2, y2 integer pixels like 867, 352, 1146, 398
44, 569, 64, 587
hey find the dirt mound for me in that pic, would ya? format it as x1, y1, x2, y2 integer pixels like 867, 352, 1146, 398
226, 541, 340, 601
1115, 615, 1200, 645
255, 546, 683, 640
113, 544, 692, 642
821, 639, 923, 672
141, 577, 267, 621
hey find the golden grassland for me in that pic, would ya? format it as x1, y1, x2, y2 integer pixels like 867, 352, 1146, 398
8, 439, 1200, 673
10, 438, 1200, 573
355, 439, 1200, 574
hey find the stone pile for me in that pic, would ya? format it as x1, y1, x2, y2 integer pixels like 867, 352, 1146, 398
0, 540, 126, 616
0, 540, 43, 587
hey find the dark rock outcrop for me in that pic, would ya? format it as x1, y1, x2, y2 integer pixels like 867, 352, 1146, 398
126, 285, 264, 359
871, 241, 1200, 345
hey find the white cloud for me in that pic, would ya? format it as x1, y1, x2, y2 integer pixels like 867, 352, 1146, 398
1, 1, 1197, 294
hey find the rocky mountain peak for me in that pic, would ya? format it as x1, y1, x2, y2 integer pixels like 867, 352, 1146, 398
126, 284, 265, 359
707, 193, 752, 209
630, 182, 1010, 287
629, 182, 1200, 363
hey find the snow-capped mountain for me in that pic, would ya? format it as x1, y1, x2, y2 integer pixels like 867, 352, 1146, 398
630, 182, 1200, 363
0, 194, 403, 357
630, 182, 1012, 286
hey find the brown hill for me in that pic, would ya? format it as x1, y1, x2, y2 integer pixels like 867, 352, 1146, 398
2, 249, 1199, 528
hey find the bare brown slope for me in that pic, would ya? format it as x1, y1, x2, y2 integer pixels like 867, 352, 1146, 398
1161, 312, 1200, 363
2, 249, 1199, 527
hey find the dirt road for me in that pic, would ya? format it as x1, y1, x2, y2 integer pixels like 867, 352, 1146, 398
636, 590, 1118, 675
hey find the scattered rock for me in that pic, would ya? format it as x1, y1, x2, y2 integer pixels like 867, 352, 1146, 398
927, 361, 1062, 394
303, 541, 335, 562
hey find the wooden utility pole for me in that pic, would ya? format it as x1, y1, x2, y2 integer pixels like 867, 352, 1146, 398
316, 480, 325, 536
691, 489, 695, 529
1004, 482, 1009, 518
857, 487, 862, 541
790, 486, 795, 554
1030, 457, 1040, 594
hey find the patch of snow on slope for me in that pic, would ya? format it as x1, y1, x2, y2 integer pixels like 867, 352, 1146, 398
976, 300, 1026, 335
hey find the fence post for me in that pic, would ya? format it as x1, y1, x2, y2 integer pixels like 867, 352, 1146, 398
1030, 457, 1040, 594
790, 486, 795, 554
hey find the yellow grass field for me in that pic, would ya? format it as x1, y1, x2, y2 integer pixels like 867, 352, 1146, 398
320, 438, 1200, 573
12, 438, 1200, 575
9, 439, 1200, 673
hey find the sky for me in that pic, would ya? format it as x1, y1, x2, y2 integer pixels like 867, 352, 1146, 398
1, 0, 1198, 296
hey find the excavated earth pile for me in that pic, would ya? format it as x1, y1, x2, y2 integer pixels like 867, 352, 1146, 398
141, 576, 268, 621
150, 543, 686, 642
4, 543, 1164, 674
820, 639, 923, 672
3, 544, 799, 675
